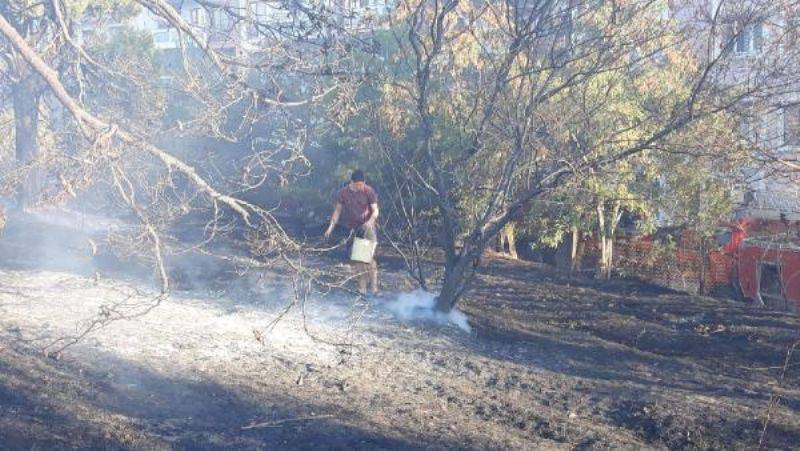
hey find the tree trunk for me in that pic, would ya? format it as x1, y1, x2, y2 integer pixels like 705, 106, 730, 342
698, 237, 708, 295
605, 201, 622, 280
597, 200, 621, 280
570, 224, 579, 273
596, 201, 608, 279
12, 76, 41, 208
604, 236, 614, 280
597, 235, 613, 280
498, 222, 518, 259
435, 252, 473, 312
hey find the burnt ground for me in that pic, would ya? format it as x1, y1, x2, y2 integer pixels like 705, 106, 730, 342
0, 212, 799, 450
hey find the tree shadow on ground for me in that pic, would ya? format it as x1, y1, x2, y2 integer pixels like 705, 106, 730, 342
0, 346, 143, 449
469, 284, 799, 367
0, 340, 440, 450
463, 314, 771, 402
467, 258, 800, 373
459, 297, 795, 398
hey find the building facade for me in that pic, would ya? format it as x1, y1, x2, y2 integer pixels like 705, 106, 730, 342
120, 0, 395, 53
672, 0, 800, 221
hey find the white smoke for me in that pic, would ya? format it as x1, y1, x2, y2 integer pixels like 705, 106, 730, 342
386, 289, 472, 333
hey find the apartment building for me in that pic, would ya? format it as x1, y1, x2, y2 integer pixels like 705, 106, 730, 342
671, 0, 800, 220
121, 0, 394, 53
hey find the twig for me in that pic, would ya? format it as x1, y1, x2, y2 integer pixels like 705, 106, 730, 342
241, 415, 334, 430
740, 362, 800, 372
758, 339, 799, 449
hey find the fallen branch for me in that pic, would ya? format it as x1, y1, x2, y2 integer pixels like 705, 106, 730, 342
758, 339, 799, 449
241, 415, 334, 430
0, 12, 255, 225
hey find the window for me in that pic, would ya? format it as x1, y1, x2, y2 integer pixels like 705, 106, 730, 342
784, 105, 800, 146
554, 5, 575, 46
735, 22, 763, 55
153, 31, 170, 43
212, 9, 232, 30
249, 2, 269, 37
734, 100, 756, 142
252, 2, 269, 20
191, 8, 205, 26
787, 10, 800, 44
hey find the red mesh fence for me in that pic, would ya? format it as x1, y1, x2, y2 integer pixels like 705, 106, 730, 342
583, 234, 733, 295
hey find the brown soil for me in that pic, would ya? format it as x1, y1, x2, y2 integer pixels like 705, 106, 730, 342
0, 217, 799, 450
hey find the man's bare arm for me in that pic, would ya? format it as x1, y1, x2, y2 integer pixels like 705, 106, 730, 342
324, 202, 342, 239
366, 203, 379, 226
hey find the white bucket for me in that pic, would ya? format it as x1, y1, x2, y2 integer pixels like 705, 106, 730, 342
350, 237, 377, 263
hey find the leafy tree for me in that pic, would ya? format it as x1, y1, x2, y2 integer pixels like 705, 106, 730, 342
354, 0, 798, 311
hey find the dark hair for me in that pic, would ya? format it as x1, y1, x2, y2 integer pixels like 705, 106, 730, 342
350, 169, 365, 182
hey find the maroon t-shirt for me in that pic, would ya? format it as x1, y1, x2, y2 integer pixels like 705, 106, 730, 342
337, 184, 378, 229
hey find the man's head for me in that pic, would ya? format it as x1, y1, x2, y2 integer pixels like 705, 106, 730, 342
350, 169, 366, 189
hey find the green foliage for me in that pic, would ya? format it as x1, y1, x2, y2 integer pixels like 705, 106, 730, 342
655, 115, 744, 238
84, 27, 166, 123
66, 0, 138, 19
303, 1, 745, 259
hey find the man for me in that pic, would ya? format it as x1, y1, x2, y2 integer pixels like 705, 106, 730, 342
324, 169, 379, 295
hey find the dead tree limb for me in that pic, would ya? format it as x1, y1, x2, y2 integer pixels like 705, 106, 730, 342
0, 11, 256, 225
